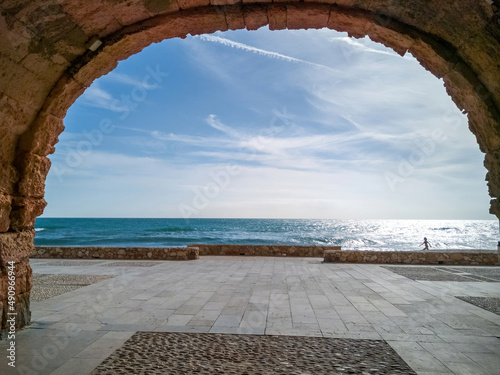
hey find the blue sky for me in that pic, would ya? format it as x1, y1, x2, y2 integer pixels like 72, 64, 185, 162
42, 27, 491, 219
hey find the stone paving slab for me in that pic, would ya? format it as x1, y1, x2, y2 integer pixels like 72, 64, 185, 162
0, 258, 499, 374
93, 332, 416, 375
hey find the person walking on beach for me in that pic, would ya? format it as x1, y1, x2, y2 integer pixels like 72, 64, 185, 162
421, 237, 431, 251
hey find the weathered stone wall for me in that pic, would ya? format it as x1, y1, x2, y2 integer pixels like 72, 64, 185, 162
0, 231, 34, 331
323, 249, 499, 266
32, 246, 199, 261
32, 246, 499, 266
189, 244, 341, 257
1, 0, 500, 330
0, 1, 499, 234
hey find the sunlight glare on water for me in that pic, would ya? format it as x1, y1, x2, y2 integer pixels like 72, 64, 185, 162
34, 218, 499, 251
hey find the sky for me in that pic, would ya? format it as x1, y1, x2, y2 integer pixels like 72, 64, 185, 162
42, 27, 492, 219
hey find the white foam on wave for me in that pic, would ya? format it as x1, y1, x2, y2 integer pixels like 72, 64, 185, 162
35, 228, 45, 232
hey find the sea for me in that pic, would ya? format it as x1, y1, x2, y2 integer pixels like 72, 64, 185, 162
33, 218, 500, 251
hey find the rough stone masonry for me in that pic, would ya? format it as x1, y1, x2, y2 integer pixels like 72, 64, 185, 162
1, 0, 499, 330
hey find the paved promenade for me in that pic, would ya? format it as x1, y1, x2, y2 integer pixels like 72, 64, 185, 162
1, 257, 499, 374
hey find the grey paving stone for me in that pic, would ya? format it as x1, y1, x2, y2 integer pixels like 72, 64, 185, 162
7, 258, 498, 375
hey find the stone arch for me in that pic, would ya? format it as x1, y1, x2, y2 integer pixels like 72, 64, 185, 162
0, 1, 499, 329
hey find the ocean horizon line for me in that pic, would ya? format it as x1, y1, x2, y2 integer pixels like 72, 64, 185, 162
37, 217, 498, 221
34, 218, 499, 250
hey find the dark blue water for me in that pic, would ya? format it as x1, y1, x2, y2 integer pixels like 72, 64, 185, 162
34, 218, 499, 251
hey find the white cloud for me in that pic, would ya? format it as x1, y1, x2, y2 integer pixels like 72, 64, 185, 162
78, 83, 127, 112
206, 114, 243, 139
330, 36, 400, 57
104, 72, 159, 89
196, 34, 341, 75
50, 28, 490, 219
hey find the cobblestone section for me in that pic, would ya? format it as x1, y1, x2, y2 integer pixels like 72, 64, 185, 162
455, 296, 500, 316
32, 273, 114, 301
93, 332, 416, 375
382, 266, 500, 282
324, 250, 499, 265
442, 267, 500, 281
32, 246, 199, 260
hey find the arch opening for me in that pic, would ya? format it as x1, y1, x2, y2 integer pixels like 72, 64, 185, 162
41, 27, 490, 223
0, 1, 499, 331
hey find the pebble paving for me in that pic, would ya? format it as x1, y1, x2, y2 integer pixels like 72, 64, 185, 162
382, 266, 500, 282
455, 296, 500, 316
92, 332, 416, 375
31, 273, 115, 301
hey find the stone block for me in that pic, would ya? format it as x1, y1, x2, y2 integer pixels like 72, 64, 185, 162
210, 0, 240, 6
0, 194, 12, 233
20, 50, 68, 84
143, 0, 180, 15
177, 0, 210, 9
268, 4, 287, 31
0, 130, 19, 167
485, 152, 500, 198
365, 19, 415, 56
15, 152, 51, 198
10, 197, 47, 230
286, 4, 331, 30
0, 93, 38, 137
109, 0, 152, 25
179, 8, 228, 36
71, 50, 119, 88
42, 73, 86, 118
243, 5, 269, 31
17, 112, 65, 156
327, 6, 373, 39
224, 5, 246, 31
490, 198, 500, 219
60, 0, 120, 37
0, 163, 18, 196
0, 13, 32, 63
0, 230, 35, 267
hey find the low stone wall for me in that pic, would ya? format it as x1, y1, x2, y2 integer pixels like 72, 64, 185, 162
32, 246, 199, 261
189, 244, 341, 257
32, 246, 499, 265
323, 250, 499, 265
